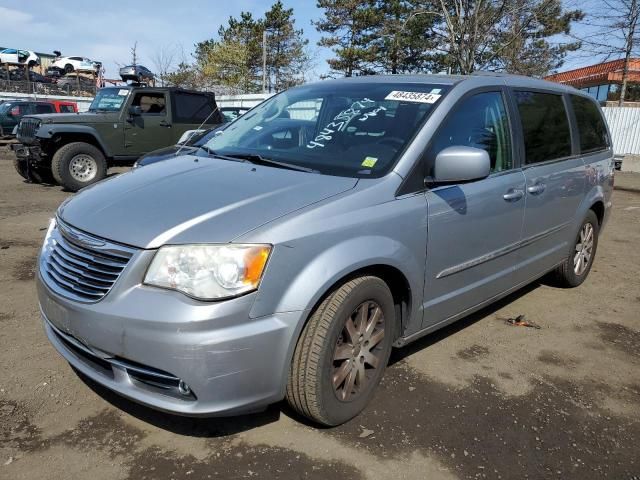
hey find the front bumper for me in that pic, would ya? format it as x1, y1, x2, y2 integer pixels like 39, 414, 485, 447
37, 263, 304, 416
11, 143, 43, 162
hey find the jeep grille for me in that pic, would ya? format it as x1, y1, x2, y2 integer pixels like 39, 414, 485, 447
17, 117, 41, 143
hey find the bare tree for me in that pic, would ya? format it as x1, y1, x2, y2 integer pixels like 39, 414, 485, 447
420, 0, 583, 76
130, 41, 138, 66
151, 44, 180, 86
574, 0, 639, 105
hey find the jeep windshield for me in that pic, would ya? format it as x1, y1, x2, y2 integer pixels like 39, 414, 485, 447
88, 88, 129, 112
202, 81, 449, 178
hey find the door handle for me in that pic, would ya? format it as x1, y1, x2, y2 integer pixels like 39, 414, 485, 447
159, 120, 172, 128
503, 189, 524, 201
527, 183, 546, 195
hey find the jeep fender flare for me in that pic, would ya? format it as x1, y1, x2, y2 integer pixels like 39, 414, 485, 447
37, 125, 112, 157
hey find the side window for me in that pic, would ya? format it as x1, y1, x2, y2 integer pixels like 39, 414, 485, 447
131, 92, 166, 115
59, 105, 75, 113
34, 104, 54, 114
570, 95, 609, 154
515, 91, 572, 164
426, 91, 513, 175
173, 92, 221, 124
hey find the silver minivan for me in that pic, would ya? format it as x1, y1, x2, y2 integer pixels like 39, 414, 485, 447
37, 74, 613, 426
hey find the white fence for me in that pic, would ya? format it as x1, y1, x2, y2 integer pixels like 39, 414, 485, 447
602, 107, 640, 156
216, 93, 272, 109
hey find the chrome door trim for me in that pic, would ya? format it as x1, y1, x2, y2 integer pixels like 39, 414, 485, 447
436, 220, 571, 279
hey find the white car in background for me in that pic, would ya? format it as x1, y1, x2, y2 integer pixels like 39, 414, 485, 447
51, 56, 99, 74
0, 48, 40, 67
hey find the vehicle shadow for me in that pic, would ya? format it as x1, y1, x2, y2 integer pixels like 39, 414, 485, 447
74, 278, 548, 437
389, 280, 543, 366
75, 369, 283, 437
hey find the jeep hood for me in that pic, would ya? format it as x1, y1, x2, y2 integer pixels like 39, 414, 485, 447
58, 155, 358, 249
28, 112, 116, 124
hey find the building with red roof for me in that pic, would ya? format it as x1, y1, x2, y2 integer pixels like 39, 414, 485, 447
545, 58, 640, 104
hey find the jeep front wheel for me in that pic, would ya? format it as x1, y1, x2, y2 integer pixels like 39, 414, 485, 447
52, 142, 107, 191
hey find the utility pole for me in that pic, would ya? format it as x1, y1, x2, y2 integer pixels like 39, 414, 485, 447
620, 0, 638, 106
262, 30, 267, 93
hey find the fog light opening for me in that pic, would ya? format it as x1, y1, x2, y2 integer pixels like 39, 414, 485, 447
178, 380, 192, 396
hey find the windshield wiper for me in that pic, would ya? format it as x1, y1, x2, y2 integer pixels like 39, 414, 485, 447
197, 145, 244, 161
218, 152, 318, 173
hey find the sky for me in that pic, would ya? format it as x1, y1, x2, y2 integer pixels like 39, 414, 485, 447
0, 0, 332, 80
0, 0, 625, 81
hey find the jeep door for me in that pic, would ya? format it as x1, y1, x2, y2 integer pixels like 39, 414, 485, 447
509, 90, 586, 280
124, 90, 171, 155
421, 89, 526, 328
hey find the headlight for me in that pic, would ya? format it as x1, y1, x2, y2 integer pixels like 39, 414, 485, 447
144, 244, 271, 300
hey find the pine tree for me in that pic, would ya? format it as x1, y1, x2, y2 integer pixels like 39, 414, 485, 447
264, 1, 310, 91
314, 0, 380, 77
370, 0, 438, 74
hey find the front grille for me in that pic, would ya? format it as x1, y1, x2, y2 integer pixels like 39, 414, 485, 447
17, 117, 41, 143
40, 219, 136, 302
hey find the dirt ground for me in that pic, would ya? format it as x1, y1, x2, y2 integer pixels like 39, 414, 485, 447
1, 147, 638, 480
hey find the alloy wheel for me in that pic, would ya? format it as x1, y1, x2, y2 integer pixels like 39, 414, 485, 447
332, 301, 385, 402
574, 222, 594, 276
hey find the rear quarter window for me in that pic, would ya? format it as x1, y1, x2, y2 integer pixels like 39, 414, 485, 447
515, 91, 572, 164
570, 95, 609, 154
173, 92, 223, 124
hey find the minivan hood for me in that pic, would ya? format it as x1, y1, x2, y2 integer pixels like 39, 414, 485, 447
58, 155, 358, 249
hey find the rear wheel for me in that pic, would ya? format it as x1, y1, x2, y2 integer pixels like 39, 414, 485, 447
51, 142, 107, 191
64, 64, 74, 74
553, 210, 599, 287
286, 276, 395, 426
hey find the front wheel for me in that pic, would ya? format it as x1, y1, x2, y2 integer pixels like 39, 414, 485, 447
553, 210, 600, 287
286, 276, 395, 426
51, 142, 107, 191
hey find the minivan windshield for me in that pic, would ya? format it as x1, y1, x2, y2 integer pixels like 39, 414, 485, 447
202, 82, 448, 177
88, 88, 129, 112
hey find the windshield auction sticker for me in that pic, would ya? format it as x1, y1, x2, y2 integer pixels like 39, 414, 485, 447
385, 91, 441, 103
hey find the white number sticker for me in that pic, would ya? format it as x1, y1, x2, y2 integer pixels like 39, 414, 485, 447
384, 91, 441, 104
118, 89, 129, 96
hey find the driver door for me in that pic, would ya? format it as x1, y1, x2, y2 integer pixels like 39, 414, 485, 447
421, 89, 526, 328
123, 90, 170, 156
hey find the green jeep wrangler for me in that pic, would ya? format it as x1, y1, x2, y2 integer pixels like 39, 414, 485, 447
13, 86, 223, 191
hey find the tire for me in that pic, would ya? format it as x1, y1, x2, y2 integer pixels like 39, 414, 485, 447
553, 210, 599, 287
13, 156, 28, 180
64, 64, 74, 74
286, 276, 395, 426
13, 156, 54, 184
51, 142, 107, 192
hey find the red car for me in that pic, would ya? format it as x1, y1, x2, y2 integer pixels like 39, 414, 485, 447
49, 100, 78, 113
0, 100, 78, 137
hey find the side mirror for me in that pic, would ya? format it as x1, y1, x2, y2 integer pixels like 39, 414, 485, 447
128, 105, 142, 116
432, 146, 491, 183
